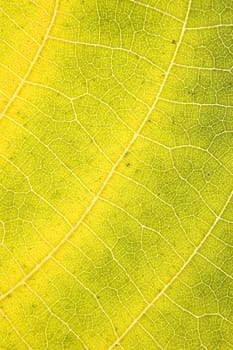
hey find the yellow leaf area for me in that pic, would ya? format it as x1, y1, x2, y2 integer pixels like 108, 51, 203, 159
0, 0, 232, 349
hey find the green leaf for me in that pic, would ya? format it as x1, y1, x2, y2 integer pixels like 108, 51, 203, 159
0, 0, 232, 349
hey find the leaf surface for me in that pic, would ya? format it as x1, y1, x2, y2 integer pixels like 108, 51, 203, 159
0, 0, 232, 349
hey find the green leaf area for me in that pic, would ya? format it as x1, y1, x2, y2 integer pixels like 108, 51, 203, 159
0, 0, 232, 349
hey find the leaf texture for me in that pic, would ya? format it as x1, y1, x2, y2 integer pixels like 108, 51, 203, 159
0, 0, 233, 349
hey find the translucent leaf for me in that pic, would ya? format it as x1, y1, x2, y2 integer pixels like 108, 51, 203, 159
0, 1, 232, 349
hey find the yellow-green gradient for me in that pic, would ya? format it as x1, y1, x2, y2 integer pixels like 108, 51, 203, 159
0, 0, 232, 349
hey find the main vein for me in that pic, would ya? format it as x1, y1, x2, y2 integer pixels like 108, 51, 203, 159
0, 0, 59, 120
108, 190, 232, 349
0, 0, 191, 302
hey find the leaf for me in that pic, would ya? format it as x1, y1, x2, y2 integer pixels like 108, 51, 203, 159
0, 0, 232, 349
